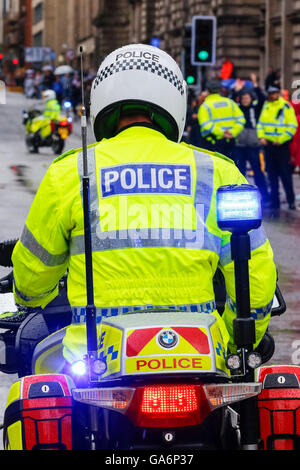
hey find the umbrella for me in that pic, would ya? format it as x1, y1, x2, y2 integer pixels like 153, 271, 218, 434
42, 65, 53, 72
54, 65, 74, 75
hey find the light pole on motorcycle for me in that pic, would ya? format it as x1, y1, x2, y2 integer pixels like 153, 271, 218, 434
217, 184, 263, 450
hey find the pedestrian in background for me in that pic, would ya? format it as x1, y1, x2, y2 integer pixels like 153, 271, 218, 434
220, 56, 235, 80
290, 99, 300, 174
33, 71, 43, 99
265, 67, 281, 92
234, 75, 270, 205
24, 70, 35, 99
198, 79, 245, 159
257, 86, 298, 211
42, 69, 55, 92
186, 92, 207, 147
52, 74, 64, 105
61, 73, 73, 101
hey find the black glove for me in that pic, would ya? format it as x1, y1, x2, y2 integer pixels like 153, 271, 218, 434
0, 239, 18, 267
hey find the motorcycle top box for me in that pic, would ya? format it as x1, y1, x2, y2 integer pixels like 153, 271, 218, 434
96, 311, 229, 380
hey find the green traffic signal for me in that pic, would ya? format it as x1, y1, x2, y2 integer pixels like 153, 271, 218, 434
186, 75, 196, 85
198, 50, 209, 61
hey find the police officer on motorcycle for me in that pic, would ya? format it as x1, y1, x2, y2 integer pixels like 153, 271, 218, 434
24, 89, 62, 153
11, 44, 276, 370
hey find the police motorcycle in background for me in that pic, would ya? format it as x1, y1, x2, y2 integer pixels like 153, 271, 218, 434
0, 183, 299, 451
22, 98, 73, 155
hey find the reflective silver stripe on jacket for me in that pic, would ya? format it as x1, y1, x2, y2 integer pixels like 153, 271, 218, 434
71, 300, 217, 324
219, 226, 267, 267
20, 225, 69, 267
13, 278, 57, 302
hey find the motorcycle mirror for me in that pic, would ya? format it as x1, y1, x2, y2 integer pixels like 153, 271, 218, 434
271, 284, 286, 317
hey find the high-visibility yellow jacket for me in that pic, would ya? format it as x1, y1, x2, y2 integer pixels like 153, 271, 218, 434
43, 99, 61, 121
28, 99, 61, 139
198, 93, 246, 142
12, 125, 276, 363
257, 97, 298, 144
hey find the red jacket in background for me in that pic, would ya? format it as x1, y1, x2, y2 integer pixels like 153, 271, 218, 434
221, 60, 234, 80
290, 101, 300, 167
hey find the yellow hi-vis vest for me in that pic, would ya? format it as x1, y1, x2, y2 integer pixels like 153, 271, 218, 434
43, 99, 61, 121
198, 93, 246, 142
12, 125, 276, 363
257, 96, 298, 144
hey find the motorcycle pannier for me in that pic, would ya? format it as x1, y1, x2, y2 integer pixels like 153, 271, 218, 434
257, 365, 300, 450
3, 374, 74, 450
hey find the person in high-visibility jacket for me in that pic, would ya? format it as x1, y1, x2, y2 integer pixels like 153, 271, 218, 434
198, 79, 246, 159
42, 89, 61, 121
28, 89, 61, 140
257, 86, 298, 210
11, 44, 276, 370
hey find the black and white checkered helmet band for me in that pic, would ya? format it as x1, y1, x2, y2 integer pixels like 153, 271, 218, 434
93, 58, 185, 96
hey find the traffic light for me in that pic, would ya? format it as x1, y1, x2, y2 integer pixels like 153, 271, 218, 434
182, 24, 198, 86
191, 16, 216, 66
183, 47, 198, 86
12, 58, 19, 66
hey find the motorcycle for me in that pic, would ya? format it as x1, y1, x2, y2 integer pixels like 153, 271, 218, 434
22, 100, 73, 155
0, 182, 297, 452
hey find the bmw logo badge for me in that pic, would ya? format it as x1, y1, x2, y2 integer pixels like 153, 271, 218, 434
157, 329, 179, 349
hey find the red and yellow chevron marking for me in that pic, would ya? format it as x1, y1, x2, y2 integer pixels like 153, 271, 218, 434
126, 326, 210, 357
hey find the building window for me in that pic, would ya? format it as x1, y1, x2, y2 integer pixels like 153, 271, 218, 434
33, 31, 43, 47
34, 2, 43, 24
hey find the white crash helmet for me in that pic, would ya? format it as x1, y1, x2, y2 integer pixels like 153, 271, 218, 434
43, 89, 56, 101
90, 44, 187, 142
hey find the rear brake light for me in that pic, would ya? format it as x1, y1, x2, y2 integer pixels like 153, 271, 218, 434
203, 383, 262, 410
140, 385, 198, 414
133, 384, 207, 428
72, 382, 262, 429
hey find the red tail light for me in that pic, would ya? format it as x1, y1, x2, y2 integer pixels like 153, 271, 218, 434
128, 384, 210, 428
59, 119, 68, 127
72, 382, 261, 429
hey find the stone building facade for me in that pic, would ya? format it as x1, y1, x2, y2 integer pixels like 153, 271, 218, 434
92, 0, 300, 92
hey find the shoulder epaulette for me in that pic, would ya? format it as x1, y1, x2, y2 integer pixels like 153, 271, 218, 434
53, 141, 99, 163
181, 142, 235, 164
53, 148, 76, 163
213, 151, 236, 165
180, 141, 215, 156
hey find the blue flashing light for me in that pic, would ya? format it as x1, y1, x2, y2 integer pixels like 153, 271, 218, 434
63, 100, 72, 109
216, 184, 262, 232
71, 359, 87, 376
